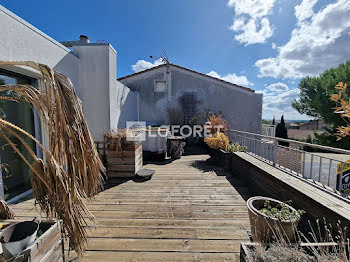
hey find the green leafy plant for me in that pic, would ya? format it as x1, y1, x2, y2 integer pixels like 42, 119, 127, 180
259, 200, 305, 221
226, 143, 247, 153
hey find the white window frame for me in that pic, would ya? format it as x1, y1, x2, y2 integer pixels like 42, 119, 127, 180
154, 79, 167, 93
0, 65, 46, 203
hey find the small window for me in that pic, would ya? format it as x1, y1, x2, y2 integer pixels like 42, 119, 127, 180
154, 80, 166, 92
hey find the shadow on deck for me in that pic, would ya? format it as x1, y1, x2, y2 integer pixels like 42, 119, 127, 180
12, 154, 251, 262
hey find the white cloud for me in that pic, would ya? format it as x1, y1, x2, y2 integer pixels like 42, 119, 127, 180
295, 0, 318, 24
131, 58, 164, 73
271, 42, 277, 49
227, 0, 276, 45
257, 83, 308, 119
227, 0, 276, 18
207, 71, 253, 87
231, 18, 273, 45
256, 0, 350, 79
266, 82, 289, 92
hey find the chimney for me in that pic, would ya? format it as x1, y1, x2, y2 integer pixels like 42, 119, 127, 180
79, 35, 90, 44
60, 35, 91, 47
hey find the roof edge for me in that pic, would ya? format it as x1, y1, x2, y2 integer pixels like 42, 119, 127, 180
117, 63, 255, 93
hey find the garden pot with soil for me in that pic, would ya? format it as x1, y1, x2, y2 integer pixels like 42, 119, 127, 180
247, 196, 304, 243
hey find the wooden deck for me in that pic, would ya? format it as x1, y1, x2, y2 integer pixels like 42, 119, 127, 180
12, 155, 250, 261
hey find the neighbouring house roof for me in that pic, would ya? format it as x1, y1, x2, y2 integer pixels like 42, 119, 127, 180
117, 63, 255, 93
288, 129, 325, 141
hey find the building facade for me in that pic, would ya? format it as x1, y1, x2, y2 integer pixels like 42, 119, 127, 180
119, 63, 263, 133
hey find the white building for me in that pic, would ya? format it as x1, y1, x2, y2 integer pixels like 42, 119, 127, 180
0, 5, 137, 201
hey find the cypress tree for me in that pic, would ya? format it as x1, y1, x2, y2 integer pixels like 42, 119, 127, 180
275, 115, 289, 146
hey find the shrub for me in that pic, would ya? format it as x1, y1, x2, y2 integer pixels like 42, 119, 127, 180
204, 132, 229, 150
248, 243, 311, 262
226, 143, 247, 153
259, 200, 305, 221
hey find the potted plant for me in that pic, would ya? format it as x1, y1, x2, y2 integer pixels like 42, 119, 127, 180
223, 143, 247, 171
247, 197, 305, 243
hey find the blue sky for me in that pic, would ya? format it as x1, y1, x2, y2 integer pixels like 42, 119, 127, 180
2, 0, 350, 120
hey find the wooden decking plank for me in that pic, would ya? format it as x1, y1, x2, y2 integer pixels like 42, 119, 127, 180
85, 238, 242, 252
14, 210, 248, 219
69, 251, 240, 262
86, 227, 248, 239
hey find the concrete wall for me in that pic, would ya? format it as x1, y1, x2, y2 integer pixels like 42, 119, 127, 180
114, 81, 138, 129
120, 65, 263, 133
72, 44, 113, 139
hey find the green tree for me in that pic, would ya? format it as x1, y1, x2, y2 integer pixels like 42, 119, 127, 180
292, 61, 350, 149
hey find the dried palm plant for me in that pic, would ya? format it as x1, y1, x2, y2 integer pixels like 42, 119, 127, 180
0, 61, 105, 255
104, 129, 128, 151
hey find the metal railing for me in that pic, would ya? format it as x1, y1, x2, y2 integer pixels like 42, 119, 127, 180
227, 129, 350, 202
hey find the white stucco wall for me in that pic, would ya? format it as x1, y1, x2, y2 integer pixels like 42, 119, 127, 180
114, 81, 138, 129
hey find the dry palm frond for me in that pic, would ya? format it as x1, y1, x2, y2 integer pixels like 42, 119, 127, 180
0, 61, 105, 255
104, 129, 128, 151
0, 199, 14, 219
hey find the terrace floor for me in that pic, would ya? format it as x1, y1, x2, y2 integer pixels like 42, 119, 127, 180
12, 154, 250, 261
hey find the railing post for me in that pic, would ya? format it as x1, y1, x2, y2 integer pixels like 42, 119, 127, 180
301, 151, 306, 178
327, 159, 332, 187
309, 154, 314, 180
337, 162, 344, 195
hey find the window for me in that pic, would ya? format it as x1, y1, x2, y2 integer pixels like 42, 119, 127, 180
154, 80, 167, 93
0, 70, 37, 200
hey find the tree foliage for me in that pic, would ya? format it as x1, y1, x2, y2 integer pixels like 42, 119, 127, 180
292, 61, 350, 149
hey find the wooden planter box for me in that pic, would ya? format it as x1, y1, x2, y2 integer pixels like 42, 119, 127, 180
240, 242, 339, 262
107, 140, 143, 178
0, 220, 63, 262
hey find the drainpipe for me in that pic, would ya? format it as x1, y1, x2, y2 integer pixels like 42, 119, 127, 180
135, 91, 140, 121
165, 63, 171, 101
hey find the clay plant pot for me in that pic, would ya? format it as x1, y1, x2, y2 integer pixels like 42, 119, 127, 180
247, 196, 300, 243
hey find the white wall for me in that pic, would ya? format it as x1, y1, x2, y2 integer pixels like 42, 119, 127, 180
114, 81, 138, 129
73, 44, 112, 139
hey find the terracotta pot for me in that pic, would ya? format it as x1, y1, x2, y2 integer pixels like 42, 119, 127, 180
247, 196, 300, 243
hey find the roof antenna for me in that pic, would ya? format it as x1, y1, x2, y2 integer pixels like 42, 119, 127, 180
150, 51, 169, 64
